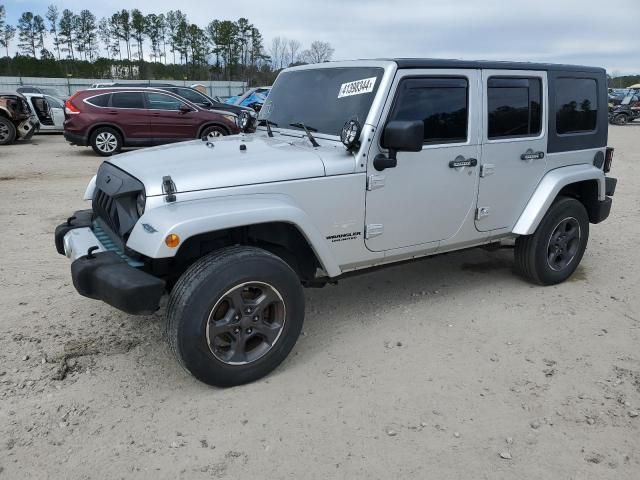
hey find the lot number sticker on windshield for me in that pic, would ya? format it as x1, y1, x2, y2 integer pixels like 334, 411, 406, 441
338, 77, 377, 98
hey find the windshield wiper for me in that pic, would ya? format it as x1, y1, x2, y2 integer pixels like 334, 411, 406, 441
258, 119, 277, 137
289, 122, 320, 147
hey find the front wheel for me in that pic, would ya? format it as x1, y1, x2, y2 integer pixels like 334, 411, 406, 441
200, 125, 227, 140
166, 246, 305, 387
514, 196, 589, 285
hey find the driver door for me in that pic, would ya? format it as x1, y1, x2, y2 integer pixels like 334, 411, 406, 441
364, 69, 481, 252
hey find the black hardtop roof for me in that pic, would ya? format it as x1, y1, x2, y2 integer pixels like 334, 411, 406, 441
391, 58, 605, 74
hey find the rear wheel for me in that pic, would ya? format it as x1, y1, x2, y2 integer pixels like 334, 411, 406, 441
0, 117, 17, 145
167, 246, 305, 387
612, 113, 628, 125
200, 125, 227, 140
90, 127, 122, 156
514, 196, 589, 285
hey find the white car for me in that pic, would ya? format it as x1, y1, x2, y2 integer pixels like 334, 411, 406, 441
21, 93, 64, 132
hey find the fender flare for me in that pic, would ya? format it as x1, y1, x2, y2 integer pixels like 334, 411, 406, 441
512, 164, 606, 235
126, 193, 342, 277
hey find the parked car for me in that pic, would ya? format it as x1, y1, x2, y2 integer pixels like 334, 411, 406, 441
16, 85, 68, 101
55, 59, 615, 387
104, 83, 257, 132
22, 93, 64, 132
0, 92, 39, 145
63, 87, 241, 156
609, 94, 640, 125
225, 86, 271, 111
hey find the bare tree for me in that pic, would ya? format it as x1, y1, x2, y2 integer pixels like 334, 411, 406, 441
46, 5, 61, 60
0, 25, 16, 58
269, 36, 285, 70
301, 40, 334, 64
287, 39, 301, 67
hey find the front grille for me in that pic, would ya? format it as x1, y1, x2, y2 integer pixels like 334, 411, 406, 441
91, 162, 144, 240
93, 188, 121, 235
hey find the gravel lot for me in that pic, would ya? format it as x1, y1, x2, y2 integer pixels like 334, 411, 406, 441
1, 127, 639, 479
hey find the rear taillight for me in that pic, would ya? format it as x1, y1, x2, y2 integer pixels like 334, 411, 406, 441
604, 147, 614, 173
64, 94, 81, 115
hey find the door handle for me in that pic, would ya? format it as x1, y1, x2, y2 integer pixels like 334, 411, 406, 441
449, 156, 477, 168
106, 110, 118, 115
520, 150, 545, 161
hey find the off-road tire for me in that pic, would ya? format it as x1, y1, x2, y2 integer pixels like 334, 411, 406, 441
514, 196, 589, 285
166, 246, 305, 387
90, 127, 123, 156
612, 114, 628, 126
0, 116, 17, 145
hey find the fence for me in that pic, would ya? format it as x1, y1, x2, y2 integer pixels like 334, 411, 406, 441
0, 76, 247, 99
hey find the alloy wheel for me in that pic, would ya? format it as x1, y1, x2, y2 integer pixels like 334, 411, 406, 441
546, 217, 581, 272
0, 123, 10, 142
95, 131, 118, 153
206, 281, 286, 365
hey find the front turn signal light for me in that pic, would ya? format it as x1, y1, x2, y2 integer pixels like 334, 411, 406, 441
165, 234, 180, 248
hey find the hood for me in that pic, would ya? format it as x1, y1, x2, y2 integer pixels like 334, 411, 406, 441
108, 133, 350, 197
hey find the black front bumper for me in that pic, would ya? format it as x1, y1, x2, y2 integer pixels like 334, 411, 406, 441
55, 211, 165, 315
71, 251, 165, 315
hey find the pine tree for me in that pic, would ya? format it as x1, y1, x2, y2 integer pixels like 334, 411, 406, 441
46, 5, 61, 60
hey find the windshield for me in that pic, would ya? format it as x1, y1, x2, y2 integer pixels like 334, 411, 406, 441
259, 67, 384, 136
41, 88, 64, 97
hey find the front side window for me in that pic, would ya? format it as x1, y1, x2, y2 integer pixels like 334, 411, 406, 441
111, 92, 145, 109
488, 77, 542, 139
146, 92, 183, 110
388, 77, 468, 144
556, 78, 598, 134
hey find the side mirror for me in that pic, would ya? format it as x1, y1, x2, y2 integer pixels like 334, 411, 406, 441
179, 104, 192, 114
374, 120, 424, 171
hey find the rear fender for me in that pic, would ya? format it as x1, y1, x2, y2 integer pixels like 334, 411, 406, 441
512, 164, 605, 235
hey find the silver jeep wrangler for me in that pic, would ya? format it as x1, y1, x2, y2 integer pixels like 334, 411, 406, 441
55, 59, 616, 387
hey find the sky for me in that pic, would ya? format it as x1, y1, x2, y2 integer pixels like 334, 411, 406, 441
3, 0, 639, 75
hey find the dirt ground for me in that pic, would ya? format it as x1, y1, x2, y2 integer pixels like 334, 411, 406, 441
0, 127, 639, 479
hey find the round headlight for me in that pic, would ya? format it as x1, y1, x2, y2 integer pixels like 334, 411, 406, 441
340, 118, 362, 151
136, 191, 146, 217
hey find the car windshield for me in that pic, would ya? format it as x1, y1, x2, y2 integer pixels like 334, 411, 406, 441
40, 88, 64, 97
259, 67, 384, 137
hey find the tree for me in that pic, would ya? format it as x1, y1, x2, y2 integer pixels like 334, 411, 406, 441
59, 9, 76, 59
269, 36, 286, 70
46, 5, 61, 60
287, 39, 301, 67
0, 24, 15, 58
17, 12, 43, 58
130, 9, 146, 61
301, 40, 334, 64
76, 10, 98, 61
34, 15, 47, 58
157, 14, 167, 63
165, 10, 186, 64
0, 5, 5, 37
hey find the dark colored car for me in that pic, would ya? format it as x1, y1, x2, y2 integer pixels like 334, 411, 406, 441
106, 83, 257, 132
609, 95, 640, 125
0, 92, 39, 145
63, 88, 240, 156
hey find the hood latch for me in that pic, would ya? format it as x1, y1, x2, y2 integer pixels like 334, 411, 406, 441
162, 176, 177, 203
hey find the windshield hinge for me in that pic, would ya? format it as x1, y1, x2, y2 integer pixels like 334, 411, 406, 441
162, 175, 177, 203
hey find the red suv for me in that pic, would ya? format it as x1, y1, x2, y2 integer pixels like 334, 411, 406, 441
63, 88, 240, 156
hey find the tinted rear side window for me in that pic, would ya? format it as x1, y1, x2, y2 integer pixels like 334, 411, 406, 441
388, 77, 468, 144
86, 94, 111, 107
556, 78, 598, 134
488, 77, 542, 138
111, 92, 145, 109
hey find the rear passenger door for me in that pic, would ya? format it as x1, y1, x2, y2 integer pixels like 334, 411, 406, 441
475, 70, 547, 231
109, 92, 150, 141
